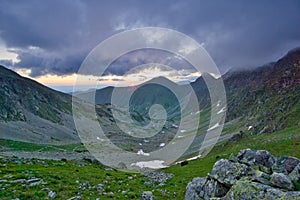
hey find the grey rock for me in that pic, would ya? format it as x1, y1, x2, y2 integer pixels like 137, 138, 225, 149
248, 169, 272, 186
185, 177, 206, 200
26, 178, 43, 186
67, 196, 81, 200
228, 153, 237, 162
271, 172, 294, 190
228, 131, 245, 143
143, 170, 173, 187
118, 162, 127, 169
205, 179, 227, 199
210, 159, 248, 186
141, 191, 154, 200
224, 180, 300, 200
272, 156, 300, 174
48, 190, 56, 199
41, 187, 51, 192
10, 179, 26, 184
237, 149, 276, 173
288, 163, 300, 183
185, 149, 300, 200
185, 177, 229, 200
97, 184, 104, 191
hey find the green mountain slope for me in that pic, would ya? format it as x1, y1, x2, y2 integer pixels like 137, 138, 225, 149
223, 48, 300, 134
0, 66, 79, 144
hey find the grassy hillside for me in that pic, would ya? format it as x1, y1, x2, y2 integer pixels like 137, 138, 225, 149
0, 126, 299, 199
0, 65, 71, 123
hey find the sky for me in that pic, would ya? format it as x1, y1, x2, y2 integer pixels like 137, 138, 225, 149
0, 0, 300, 92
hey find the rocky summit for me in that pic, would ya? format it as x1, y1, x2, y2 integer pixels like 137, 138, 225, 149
185, 149, 300, 200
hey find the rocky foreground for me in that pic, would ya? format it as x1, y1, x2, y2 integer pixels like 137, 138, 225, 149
185, 149, 300, 200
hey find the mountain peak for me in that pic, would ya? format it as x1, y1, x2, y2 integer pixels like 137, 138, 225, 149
149, 76, 172, 81
145, 76, 178, 86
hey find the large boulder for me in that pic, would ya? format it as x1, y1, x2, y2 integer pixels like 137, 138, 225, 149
210, 159, 248, 186
272, 156, 300, 174
271, 172, 294, 190
289, 163, 300, 183
237, 149, 276, 173
185, 178, 206, 200
247, 169, 272, 186
224, 180, 300, 200
185, 177, 229, 200
185, 149, 300, 200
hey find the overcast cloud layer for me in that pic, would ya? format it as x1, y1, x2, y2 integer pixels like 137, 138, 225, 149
0, 0, 300, 77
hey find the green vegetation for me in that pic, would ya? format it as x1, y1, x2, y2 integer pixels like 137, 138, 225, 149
0, 126, 299, 199
0, 139, 84, 152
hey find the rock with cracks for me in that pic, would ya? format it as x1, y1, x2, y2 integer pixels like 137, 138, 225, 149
185, 149, 300, 200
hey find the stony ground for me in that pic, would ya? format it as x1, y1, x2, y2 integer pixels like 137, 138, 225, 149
0, 125, 299, 199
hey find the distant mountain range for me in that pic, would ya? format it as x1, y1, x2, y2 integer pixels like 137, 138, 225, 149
0, 47, 299, 145
79, 47, 300, 134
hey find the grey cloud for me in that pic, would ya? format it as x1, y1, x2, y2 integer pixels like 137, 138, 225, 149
97, 78, 109, 82
0, 59, 14, 67
104, 49, 196, 76
0, 0, 299, 77
111, 78, 125, 81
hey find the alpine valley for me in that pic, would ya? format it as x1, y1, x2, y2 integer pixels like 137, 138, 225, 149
0, 48, 299, 199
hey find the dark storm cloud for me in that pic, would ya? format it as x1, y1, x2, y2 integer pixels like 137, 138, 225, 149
0, 0, 300, 77
103, 49, 195, 76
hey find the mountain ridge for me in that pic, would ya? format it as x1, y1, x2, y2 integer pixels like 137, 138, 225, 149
0, 47, 299, 144
0, 65, 79, 144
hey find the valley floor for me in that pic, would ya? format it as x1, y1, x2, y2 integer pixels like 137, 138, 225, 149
0, 126, 299, 199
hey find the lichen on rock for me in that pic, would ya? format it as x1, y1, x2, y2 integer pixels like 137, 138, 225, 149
185, 149, 300, 200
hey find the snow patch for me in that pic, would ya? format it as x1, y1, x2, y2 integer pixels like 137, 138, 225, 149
207, 123, 220, 131
172, 124, 179, 128
187, 154, 202, 161
137, 149, 150, 156
159, 143, 165, 147
96, 137, 105, 142
217, 107, 226, 114
131, 160, 167, 169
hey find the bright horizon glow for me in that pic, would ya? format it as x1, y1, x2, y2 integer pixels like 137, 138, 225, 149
14, 64, 203, 93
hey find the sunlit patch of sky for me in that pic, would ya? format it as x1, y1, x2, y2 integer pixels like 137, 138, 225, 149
15, 64, 201, 93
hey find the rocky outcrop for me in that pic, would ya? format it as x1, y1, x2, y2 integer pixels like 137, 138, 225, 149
185, 149, 300, 200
